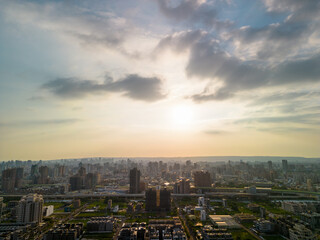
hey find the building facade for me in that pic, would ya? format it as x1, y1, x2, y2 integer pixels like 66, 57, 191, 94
146, 188, 171, 211
17, 194, 44, 224
129, 168, 140, 194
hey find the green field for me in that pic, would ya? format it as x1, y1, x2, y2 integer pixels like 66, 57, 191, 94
231, 230, 257, 240
77, 211, 107, 218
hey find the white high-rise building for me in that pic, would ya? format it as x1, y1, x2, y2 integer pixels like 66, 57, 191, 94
198, 197, 205, 206
17, 194, 43, 224
200, 210, 206, 221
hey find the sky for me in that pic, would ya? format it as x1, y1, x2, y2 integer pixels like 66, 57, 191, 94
0, 0, 319, 160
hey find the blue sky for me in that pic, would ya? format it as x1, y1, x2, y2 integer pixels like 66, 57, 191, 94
0, 0, 319, 160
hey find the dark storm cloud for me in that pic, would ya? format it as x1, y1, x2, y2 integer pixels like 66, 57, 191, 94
42, 74, 166, 102
156, 0, 232, 29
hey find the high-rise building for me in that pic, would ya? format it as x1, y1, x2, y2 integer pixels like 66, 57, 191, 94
282, 160, 288, 172
31, 165, 39, 178
17, 194, 43, 224
160, 189, 171, 211
38, 166, 49, 184
69, 166, 92, 191
267, 161, 273, 171
129, 168, 140, 194
307, 179, 313, 191
107, 199, 112, 210
2, 168, 17, 193
145, 188, 171, 211
173, 179, 190, 194
200, 210, 206, 221
0, 197, 3, 219
15, 167, 24, 188
78, 166, 86, 177
193, 171, 211, 187
70, 175, 84, 191
145, 189, 157, 211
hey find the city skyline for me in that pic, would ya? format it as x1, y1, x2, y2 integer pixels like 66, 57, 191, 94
0, 0, 319, 160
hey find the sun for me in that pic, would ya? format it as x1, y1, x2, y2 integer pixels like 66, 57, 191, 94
170, 105, 195, 128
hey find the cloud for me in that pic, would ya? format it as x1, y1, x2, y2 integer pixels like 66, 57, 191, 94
42, 74, 166, 102
205, 130, 228, 135
1, 1, 137, 56
156, 30, 320, 102
0, 119, 81, 127
248, 91, 320, 106
274, 55, 320, 83
256, 126, 318, 133
229, 0, 320, 61
230, 22, 311, 60
262, 0, 320, 14
27, 96, 46, 101
191, 89, 234, 102
155, 30, 206, 54
156, 0, 232, 30
235, 113, 320, 125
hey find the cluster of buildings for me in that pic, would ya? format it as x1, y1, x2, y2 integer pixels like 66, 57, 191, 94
0, 158, 320, 239
44, 223, 84, 240
173, 179, 190, 194
2, 167, 23, 193
117, 218, 186, 240
126, 202, 143, 213
269, 216, 317, 240
86, 217, 115, 232
145, 188, 171, 212
281, 201, 320, 214
69, 165, 101, 191
196, 225, 233, 240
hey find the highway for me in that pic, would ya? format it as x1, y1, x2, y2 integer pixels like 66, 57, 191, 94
1, 188, 319, 200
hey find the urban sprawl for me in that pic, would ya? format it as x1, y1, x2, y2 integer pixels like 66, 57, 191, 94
0, 158, 319, 240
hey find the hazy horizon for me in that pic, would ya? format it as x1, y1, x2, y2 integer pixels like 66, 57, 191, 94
2, 155, 320, 163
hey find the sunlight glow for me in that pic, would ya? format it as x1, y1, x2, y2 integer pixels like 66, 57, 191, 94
170, 105, 195, 129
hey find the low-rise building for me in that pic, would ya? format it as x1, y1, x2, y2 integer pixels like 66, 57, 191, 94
234, 214, 256, 223
87, 217, 114, 232
44, 223, 83, 240
300, 212, 320, 230
254, 219, 274, 233
43, 205, 54, 217
197, 225, 233, 240
289, 224, 316, 240
209, 215, 241, 229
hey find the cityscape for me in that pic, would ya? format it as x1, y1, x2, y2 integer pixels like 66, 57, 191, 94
1, 0, 320, 240
0, 157, 319, 239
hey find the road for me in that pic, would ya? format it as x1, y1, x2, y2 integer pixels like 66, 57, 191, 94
35, 203, 88, 240
113, 220, 123, 240
173, 198, 195, 240
239, 223, 263, 240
